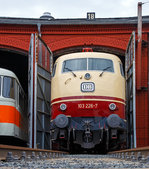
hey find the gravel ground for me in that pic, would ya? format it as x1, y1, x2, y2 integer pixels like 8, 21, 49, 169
1, 154, 149, 168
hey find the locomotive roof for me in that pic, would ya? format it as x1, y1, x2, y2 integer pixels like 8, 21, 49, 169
55, 52, 121, 63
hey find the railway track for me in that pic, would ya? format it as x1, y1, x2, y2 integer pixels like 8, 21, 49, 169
1, 145, 149, 168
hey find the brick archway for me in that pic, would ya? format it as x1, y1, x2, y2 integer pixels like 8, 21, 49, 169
0, 34, 30, 53
0, 33, 130, 55
46, 35, 130, 53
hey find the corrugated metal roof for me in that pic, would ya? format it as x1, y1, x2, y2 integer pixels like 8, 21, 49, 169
0, 16, 149, 25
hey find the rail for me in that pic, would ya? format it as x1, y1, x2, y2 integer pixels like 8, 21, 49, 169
0, 144, 68, 161
108, 146, 149, 162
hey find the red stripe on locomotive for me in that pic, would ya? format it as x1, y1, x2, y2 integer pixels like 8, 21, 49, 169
51, 96, 125, 119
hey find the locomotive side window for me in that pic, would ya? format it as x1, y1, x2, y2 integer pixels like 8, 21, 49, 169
52, 63, 57, 77
63, 58, 87, 72
3, 76, 15, 99
120, 63, 124, 77
88, 58, 114, 72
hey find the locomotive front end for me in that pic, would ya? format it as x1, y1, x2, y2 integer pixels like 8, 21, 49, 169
50, 52, 126, 152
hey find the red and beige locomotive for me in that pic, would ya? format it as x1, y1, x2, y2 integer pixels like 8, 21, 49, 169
50, 51, 126, 152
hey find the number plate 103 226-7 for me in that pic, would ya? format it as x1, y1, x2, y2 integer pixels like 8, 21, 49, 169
78, 103, 98, 109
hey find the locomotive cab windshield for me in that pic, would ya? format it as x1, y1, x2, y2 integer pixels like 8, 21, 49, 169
62, 58, 114, 73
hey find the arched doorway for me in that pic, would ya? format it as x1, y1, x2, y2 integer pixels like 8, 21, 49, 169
53, 45, 125, 67
0, 49, 28, 93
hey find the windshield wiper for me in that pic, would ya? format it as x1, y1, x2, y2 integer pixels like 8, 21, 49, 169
99, 66, 111, 77
64, 67, 77, 77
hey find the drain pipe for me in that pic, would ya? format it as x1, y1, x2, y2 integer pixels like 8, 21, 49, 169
37, 23, 41, 37
137, 2, 142, 90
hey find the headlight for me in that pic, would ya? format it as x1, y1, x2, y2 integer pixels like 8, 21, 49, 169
54, 114, 69, 128
109, 103, 116, 111
84, 73, 91, 80
60, 103, 67, 111
107, 114, 121, 128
